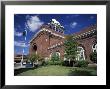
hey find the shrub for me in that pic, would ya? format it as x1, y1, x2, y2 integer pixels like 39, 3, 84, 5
48, 52, 63, 65
41, 60, 48, 66
90, 52, 97, 63
69, 69, 96, 76
28, 54, 45, 67
75, 60, 88, 67
60, 60, 66, 66
51, 52, 60, 62
47, 60, 62, 65
47, 60, 53, 65
61, 60, 76, 67
28, 54, 41, 62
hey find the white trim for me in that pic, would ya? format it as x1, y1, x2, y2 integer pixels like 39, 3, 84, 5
48, 42, 63, 49
92, 44, 97, 52
73, 28, 96, 39
56, 52, 60, 58
77, 46, 85, 61
50, 52, 60, 59
36, 51, 37, 54
29, 28, 64, 43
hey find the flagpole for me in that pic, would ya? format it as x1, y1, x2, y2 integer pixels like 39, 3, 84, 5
21, 49, 24, 67
21, 29, 27, 67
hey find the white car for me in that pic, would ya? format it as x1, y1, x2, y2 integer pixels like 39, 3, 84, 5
23, 62, 26, 64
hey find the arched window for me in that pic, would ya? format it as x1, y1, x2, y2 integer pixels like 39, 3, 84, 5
56, 52, 60, 58
64, 52, 67, 61
32, 43, 37, 54
50, 52, 60, 60
76, 46, 85, 61
92, 44, 97, 52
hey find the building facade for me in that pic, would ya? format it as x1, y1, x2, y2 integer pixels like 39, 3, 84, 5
29, 19, 97, 63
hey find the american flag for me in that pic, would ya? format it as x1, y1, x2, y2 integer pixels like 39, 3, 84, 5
22, 30, 27, 41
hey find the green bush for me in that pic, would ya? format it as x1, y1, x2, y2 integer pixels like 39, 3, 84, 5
60, 60, 66, 66
28, 53, 41, 63
47, 60, 63, 65
48, 52, 63, 65
51, 52, 60, 62
41, 60, 48, 66
90, 52, 97, 63
47, 60, 53, 65
75, 60, 88, 67
69, 68, 96, 76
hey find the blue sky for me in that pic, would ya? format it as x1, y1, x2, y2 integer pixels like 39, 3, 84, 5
14, 14, 97, 55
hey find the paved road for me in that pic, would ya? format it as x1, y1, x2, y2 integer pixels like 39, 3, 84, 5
14, 63, 33, 69
14, 63, 26, 69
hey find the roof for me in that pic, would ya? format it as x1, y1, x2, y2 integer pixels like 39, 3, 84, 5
29, 24, 97, 43
73, 24, 97, 36
72, 24, 97, 39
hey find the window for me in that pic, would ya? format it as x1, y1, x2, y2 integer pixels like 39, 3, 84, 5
92, 44, 97, 52
32, 43, 37, 52
76, 46, 85, 61
50, 52, 60, 60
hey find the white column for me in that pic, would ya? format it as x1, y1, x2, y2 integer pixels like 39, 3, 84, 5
82, 50, 85, 60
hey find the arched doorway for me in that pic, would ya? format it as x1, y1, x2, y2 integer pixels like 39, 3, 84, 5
76, 46, 85, 61
90, 43, 97, 63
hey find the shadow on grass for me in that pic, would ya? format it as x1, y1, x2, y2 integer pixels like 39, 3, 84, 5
68, 68, 97, 76
14, 68, 36, 76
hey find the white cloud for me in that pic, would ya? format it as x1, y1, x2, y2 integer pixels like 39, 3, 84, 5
14, 30, 23, 37
14, 41, 29, 47
70, 22, 77, 28
26, 15, 44, 32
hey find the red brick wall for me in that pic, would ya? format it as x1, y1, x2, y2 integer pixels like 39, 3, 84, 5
29, 25, 97, 63
76, 36, 96, 63
29, 30, 64, 59
30, 32, 50, 57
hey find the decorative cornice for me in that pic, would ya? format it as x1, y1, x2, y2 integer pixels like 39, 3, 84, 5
73, 29, 96, 40
48, 42, 63, 50
29, 28, 65, 43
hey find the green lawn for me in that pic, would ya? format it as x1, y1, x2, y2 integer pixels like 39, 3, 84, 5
14, 65, 97, 76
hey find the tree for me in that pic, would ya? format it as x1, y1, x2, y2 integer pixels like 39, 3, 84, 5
51, 52, 60, 63
90, 51, 97, 63
28, 53, 40, 67
64, 35, 78, 66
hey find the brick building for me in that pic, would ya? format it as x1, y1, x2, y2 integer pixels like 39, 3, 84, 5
29, 19, 97, 63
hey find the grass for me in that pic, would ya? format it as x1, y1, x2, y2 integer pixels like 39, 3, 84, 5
14, 65, 97, 76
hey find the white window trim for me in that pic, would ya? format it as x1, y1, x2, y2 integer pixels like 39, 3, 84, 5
76, 46, 85, 61
92, 44, 97, 52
